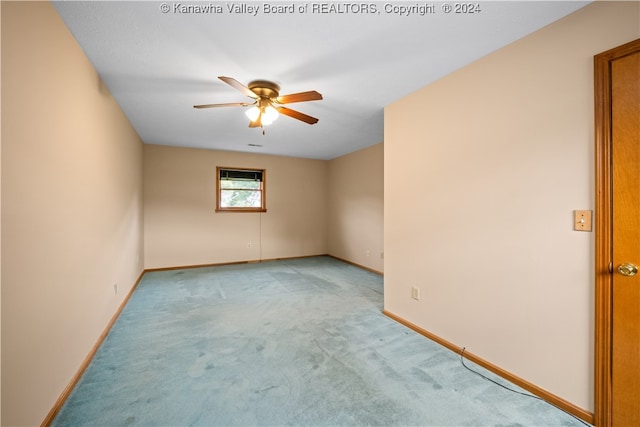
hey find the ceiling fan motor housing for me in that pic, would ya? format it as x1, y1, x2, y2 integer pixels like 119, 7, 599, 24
248, 80, 280, 99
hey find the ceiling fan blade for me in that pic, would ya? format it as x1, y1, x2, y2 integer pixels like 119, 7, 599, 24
276, 91, 323, 104
219, 76, 258, 98
193, 102, 253, 109
278, 106, 319, 125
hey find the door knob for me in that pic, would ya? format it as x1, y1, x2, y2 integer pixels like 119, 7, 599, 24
618, 263, 638, 277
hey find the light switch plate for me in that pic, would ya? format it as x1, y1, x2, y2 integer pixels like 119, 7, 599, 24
574, 210, 592, 232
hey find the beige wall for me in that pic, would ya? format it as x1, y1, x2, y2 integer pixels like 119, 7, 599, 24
1, 2, 144, 426
384, 0, 639, 413
328, 143, 384, 273
144, 142, 385, 272
144, 144, 328, 269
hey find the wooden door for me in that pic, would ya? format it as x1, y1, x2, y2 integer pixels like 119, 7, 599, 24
595, 39, 640, 427
611, 46, 640, 427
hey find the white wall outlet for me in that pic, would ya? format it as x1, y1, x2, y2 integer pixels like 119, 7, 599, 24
366, 249, 370, 257
412, 286, 420, 300
247, 241, 252, 248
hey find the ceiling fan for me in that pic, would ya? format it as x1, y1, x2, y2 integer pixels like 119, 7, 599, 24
194, 76, 322, 129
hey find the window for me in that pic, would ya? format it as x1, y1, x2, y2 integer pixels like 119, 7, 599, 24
216, 167, 266, 212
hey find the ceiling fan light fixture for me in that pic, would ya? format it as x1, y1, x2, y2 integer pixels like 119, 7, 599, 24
262, 105, 279, 125
245, 103, 279, 126
245, 106, 261, 122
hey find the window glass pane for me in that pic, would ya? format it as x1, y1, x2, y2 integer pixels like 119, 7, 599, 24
220, 189, 262, 208
220, 180, 261, 190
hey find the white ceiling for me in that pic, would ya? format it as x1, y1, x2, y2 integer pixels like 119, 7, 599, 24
53, 1, 590, 160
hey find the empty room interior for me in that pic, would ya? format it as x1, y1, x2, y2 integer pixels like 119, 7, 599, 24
2, 1, 639, 426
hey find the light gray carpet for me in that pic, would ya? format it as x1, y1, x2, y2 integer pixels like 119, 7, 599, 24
52, 256, 588, 426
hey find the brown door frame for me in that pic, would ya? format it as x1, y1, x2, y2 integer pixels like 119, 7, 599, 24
594, 38, 640, 427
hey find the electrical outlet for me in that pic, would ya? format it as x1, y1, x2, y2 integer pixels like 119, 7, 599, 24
366, 249, 370, 257
114, 283, 118, 295
412, 286, 420, 300
248, 241, 252, 248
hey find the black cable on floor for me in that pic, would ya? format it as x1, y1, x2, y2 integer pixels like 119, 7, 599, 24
459, 347, 591, 427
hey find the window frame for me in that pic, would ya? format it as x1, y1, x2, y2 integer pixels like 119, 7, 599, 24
216, 166, 267, 213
